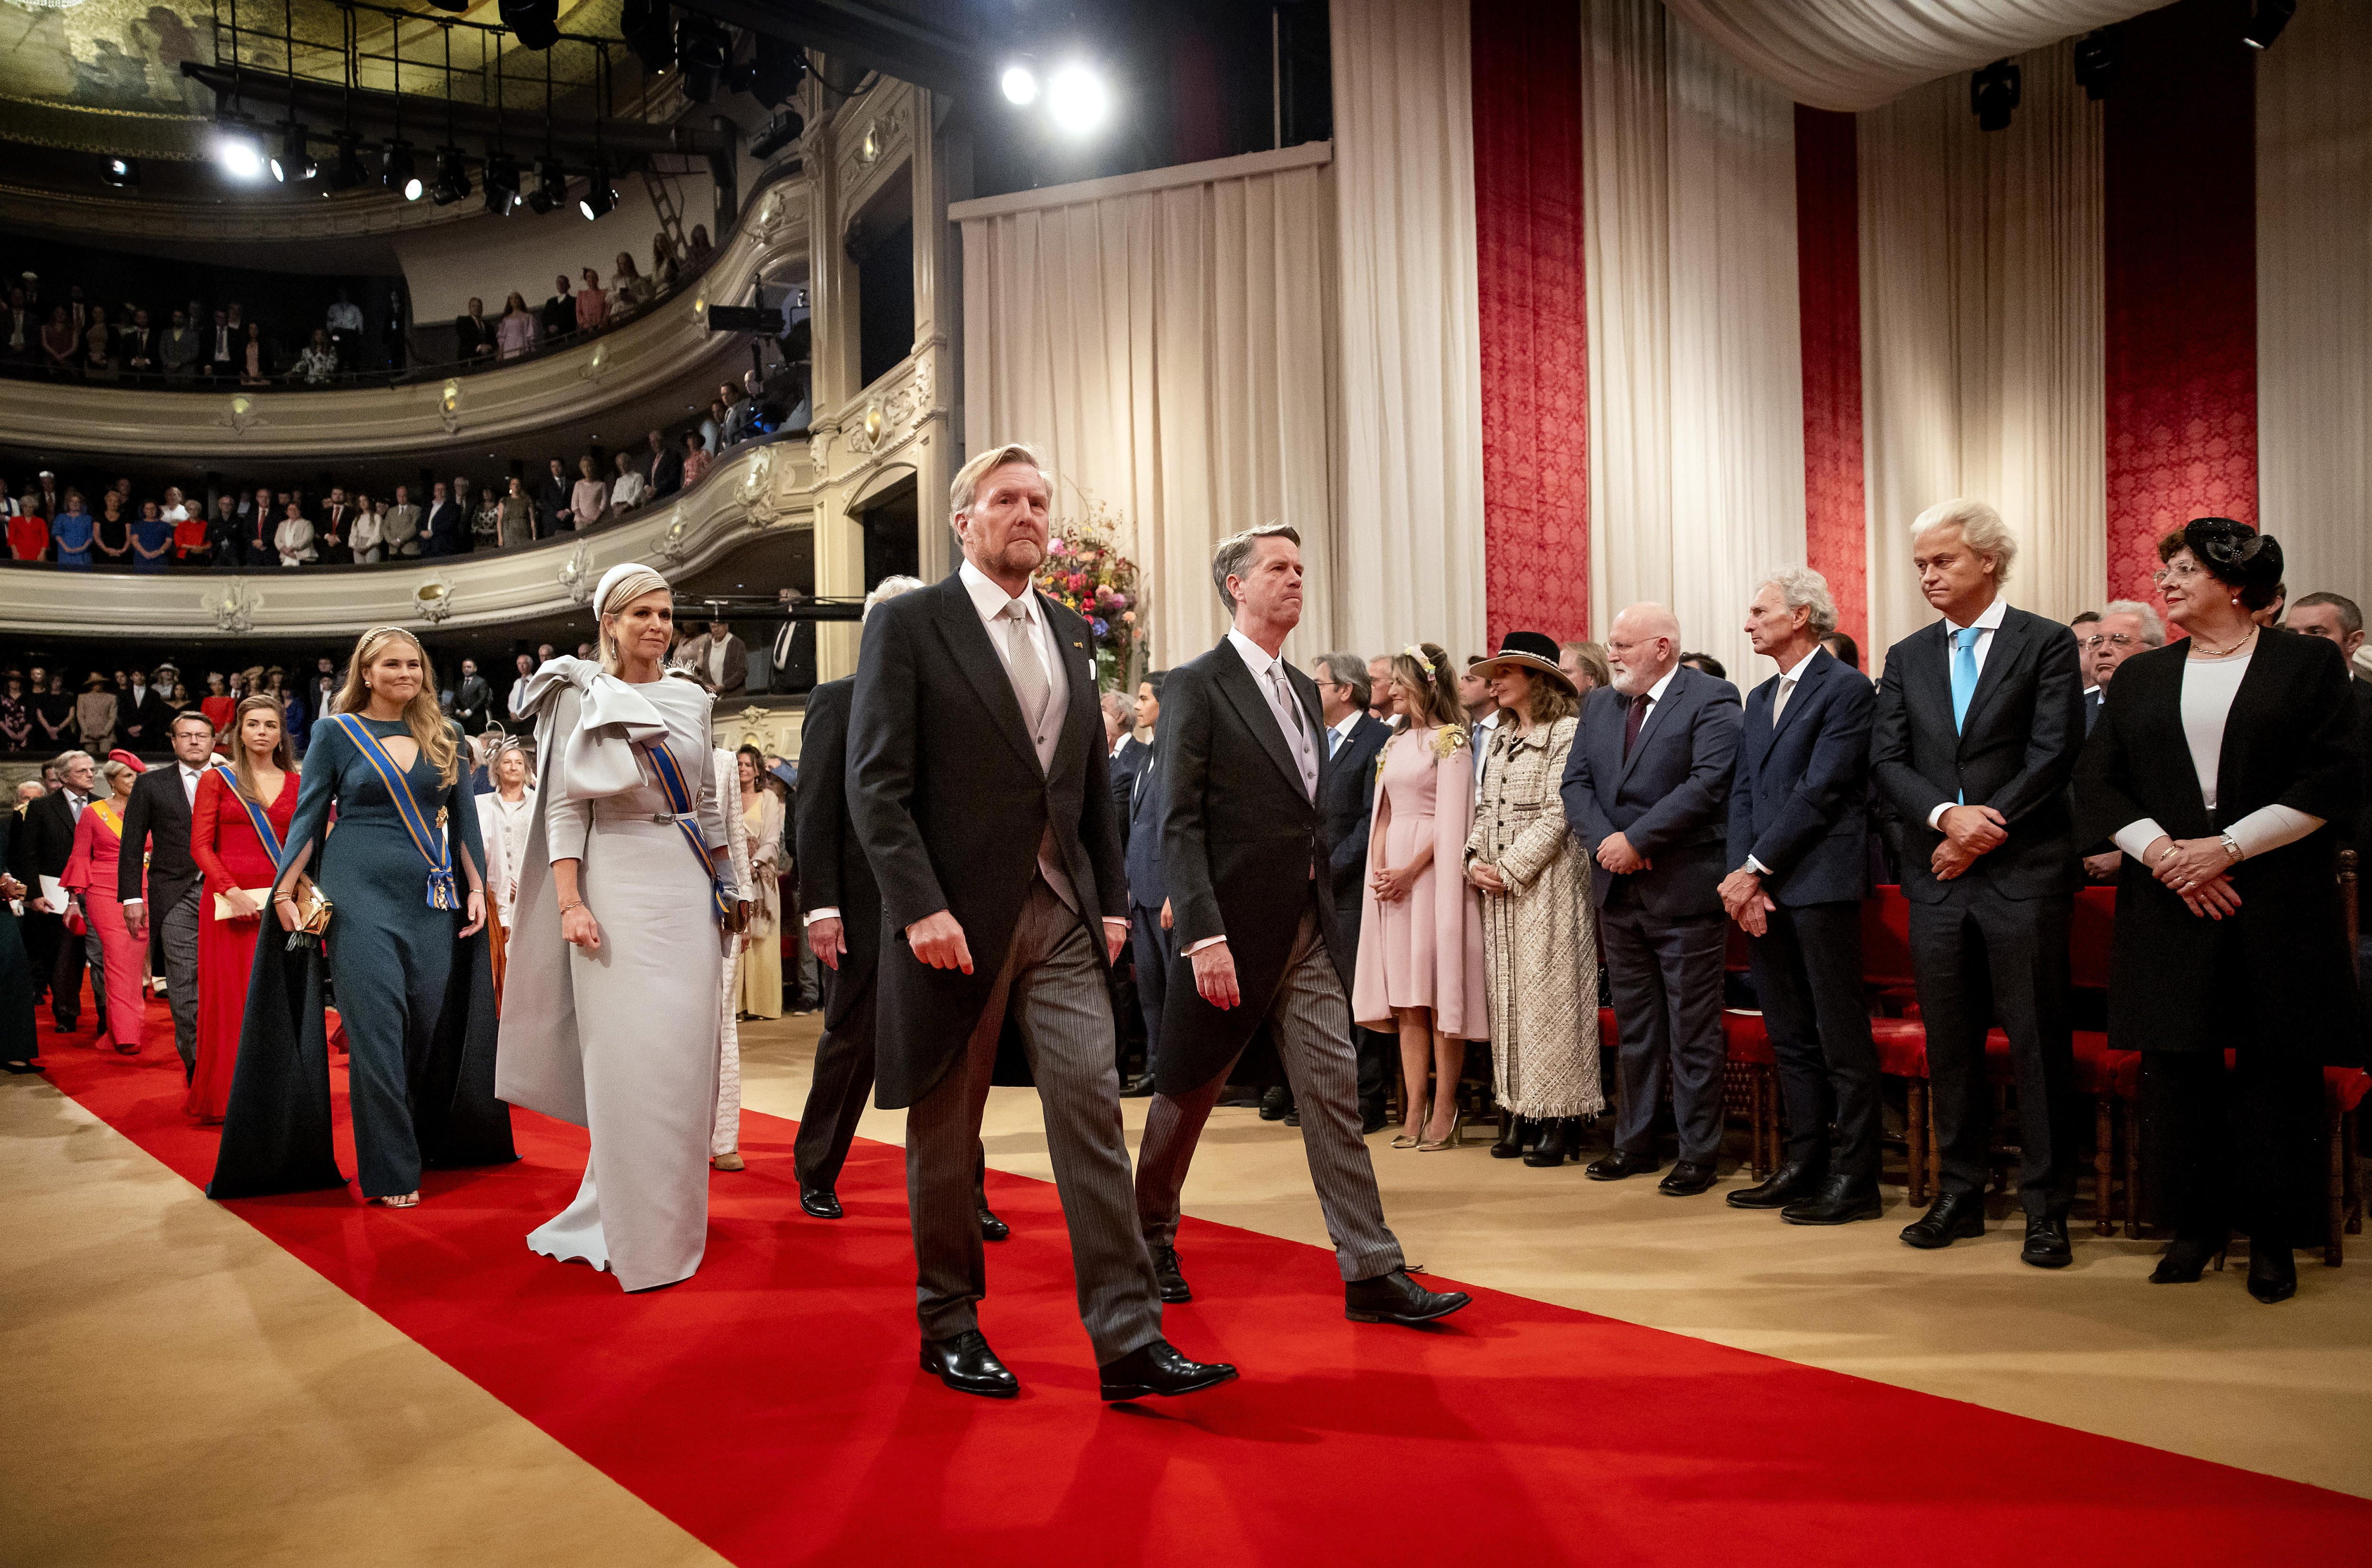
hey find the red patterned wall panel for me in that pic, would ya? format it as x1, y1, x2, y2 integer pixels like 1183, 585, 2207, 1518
1794, 104, 1868, 652
2103, 0, 2257, 610
1471, 1, 1591, 653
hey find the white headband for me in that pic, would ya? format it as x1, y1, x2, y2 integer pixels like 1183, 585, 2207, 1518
593, 562, 669, 617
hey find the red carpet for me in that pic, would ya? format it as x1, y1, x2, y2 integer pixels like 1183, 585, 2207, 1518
26, 999, 2372, 1568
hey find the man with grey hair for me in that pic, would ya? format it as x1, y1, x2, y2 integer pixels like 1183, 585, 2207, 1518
15, 750, 100, 1035
1137, 524, 1465, 1325
2078, 600, 2167, 882
850, 443, 1228, 1401
1873, 498, 2085, 1266
1719, 569, 1881, 1224
1310, 649, 1394, 1130
1560, 603, 1742, 1191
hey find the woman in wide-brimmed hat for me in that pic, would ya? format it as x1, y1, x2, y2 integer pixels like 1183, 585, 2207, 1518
75, 672, 118, 755
1464, 631, 1603, 1166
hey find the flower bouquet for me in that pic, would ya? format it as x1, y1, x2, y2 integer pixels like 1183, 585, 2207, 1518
1033, 492, 1141, 691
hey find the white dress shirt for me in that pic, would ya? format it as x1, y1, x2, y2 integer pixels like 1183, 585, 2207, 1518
1742, 647, 1822, 877
1925, 595, 2011, 829
955, 558, 1121, 938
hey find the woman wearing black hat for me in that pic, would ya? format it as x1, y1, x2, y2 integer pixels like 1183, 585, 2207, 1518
1463, 631, 1602, 1165
2076, 518, 2363, 1303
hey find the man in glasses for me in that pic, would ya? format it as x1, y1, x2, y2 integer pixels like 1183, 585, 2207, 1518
2077, 600, 2165, 881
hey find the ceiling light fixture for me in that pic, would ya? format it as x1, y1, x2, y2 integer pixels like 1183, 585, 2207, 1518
1970, 58, 2020, 133
1046, 63, 1110, 136
213, 114, 266, 181
2242, 0, 2297, 49
1001, 64, 1038, 105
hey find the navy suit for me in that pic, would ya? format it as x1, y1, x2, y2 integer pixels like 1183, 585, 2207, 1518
421, 500, 468, 558
1561, 665, 1743, 1164
1123, 737, 1173, 1077
1110, 734, 1151, 839
1318, 712, 1392, 1109
1726, 648, 1880, 1182
1872, 604, 2085, 1214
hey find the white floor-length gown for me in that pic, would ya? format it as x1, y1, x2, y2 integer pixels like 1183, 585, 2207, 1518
498, 659, 740, 1291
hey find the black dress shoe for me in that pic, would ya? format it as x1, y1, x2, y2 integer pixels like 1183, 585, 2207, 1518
799, 1185, 843, 1219
1524, 1119, 1572, 1167
1259, 1086, 1293, 1121
1584, 1149, 1661, 1182
1490, 1116, 1527, 1159
1345, 1268, 1472, 1326
1, 1059, 39, 1075
1119, 1073, 1156, 1098
1360, 1103, 1391, 1135
1658, 1160, 1717, 1197
2020, 1213, 2073, 1269
920, 1330, 1019, 1398
1899, 1190, 1986, 1249
1216, 1087, 1263, 1109
1282, 1108, 1301, 1127
1151, 1244, 1193, 1303
978, 1205, 1010, 1243
2150, 1230, 2228, 1284
2247, 1242, 2297, 1304
1780, 1175, 1882, 1225
1098, 1338, 1238, 1401
1726, 1158, 1826, 1210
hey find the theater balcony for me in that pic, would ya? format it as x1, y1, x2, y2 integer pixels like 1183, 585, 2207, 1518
0, 436, 813, 640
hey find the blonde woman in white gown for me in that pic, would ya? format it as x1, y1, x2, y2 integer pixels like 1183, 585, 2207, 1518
710, 743, 751, 1171
498, 564, 749, 1292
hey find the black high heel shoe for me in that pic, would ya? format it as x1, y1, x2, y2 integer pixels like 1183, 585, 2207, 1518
1490, 1116, 1527, 1160
2247, 1242, 2297, 1304
2150, 1230, 2228, 1284
1523, 1118, 1572, 1167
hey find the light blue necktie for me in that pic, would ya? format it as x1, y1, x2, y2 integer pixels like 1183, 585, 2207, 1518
1950, 627, 1980, 733
1328, 725, 1344, 758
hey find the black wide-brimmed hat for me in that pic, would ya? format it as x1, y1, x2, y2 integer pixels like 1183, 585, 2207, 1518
1468, 630, 1575, 695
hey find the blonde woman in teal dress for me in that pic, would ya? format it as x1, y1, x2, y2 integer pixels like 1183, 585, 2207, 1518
209, 627, 515, 1206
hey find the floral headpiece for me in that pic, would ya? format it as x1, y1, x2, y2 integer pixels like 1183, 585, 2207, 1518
1402, 644, 1436, 677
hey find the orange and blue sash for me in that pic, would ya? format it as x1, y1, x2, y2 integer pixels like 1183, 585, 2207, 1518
211, 762, 284, 862
329, 714, 460, 910
639, 737, 731, 925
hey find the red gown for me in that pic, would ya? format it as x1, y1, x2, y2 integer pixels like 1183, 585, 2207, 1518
62, 799, 145, 1052
186, 766, 298, 1122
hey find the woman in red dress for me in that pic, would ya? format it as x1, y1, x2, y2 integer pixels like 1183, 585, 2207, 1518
62, 757, 148, 1054
199, 672, 237, 752
186, 696, 299, 1122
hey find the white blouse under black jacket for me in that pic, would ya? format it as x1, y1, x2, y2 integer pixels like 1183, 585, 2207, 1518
2074, 629, 2363, 1065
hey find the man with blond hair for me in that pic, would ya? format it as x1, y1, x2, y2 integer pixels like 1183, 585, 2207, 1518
1872, 499, 2085, 1267
848, 442, 1230, 1403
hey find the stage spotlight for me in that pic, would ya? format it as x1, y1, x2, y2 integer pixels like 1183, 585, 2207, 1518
749, 33, 807, 108
269, 121, 315, 183
527, 157, 567, 213
749, 108, 804, 160
1046, 63, 1109, 136
382, 139, 421, 200
1970, 58, 2020, 132
213, 116, 266, 181
2072, 29, 2118, 100
578, 158, 616, 220
1000, 64, 1038, 105
676, 15, 729, 104
2242, 0, 2296, 49
620, 0, 675, 74
324, 131, 366, 191
101, 156, 139, 189
432, 145, 472, 205
498, 0, 560, 51
484, 152, 522, 215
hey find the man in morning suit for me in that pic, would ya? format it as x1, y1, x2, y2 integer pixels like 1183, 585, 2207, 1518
1559, 603, 1742, 1195
1133, 524, 1469, 1327
847, 442, 1230, 1403
1871, 498, 2086, 1267
1717, 570, 1881, 1225
14, 752, 99, 1035
1311, 650, 1394, 1130
792, 575, 1007, 1239
119, 713, 214, 1079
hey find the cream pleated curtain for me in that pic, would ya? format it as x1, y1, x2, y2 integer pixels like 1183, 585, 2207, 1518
2256, 0, 2371, 611
1858, 37, 2104, 665
954, 146, 1341, 667
1330, 0, 1489, 665
1583, 0, 1807, 683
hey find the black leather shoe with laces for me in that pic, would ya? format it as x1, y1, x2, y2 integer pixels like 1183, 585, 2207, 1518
2020, 1212, 2073, 1269
1899, 1189, 1985, 1249
1345, 1269, 1471, 1326
1098, 1339, 1238, 1401
1726, 1158, 1826, 1210
1780, 1175, 1883, 1225
920, 1330, 1019, 1398
1151, 1245, 1192, 1303
799, 1185, 843, 1220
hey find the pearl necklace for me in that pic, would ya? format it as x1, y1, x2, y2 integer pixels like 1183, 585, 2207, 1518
2187, 624, 2258, 659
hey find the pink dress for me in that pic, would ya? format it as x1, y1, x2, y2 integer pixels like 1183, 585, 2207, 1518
1351, 724, 1488, 1039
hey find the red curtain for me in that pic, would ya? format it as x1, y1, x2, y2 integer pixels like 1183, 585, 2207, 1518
2103, 0, 2258, 606
1793, 105, 1867, 652
1471, 1, 1591, 652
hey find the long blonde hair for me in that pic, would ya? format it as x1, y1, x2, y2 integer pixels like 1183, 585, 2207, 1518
229, 693, 296, 803
334, 627, 459, 786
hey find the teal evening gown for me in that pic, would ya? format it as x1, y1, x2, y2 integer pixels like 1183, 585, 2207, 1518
209, 714, 514, 1199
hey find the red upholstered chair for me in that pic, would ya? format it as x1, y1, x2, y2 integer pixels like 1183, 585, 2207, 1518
1861, 888, 1938, 1204
1720, 1011, 1777, 1178
2324, 1067, 2368, 1266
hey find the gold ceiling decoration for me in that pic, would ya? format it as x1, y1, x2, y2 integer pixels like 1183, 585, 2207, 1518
0, 0, 626, 138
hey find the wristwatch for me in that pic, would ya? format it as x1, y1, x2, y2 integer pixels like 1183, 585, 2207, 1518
2218, 832, 2243, 864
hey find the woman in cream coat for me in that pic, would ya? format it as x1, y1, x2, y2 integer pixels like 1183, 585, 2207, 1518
499, 563, 748, 1292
